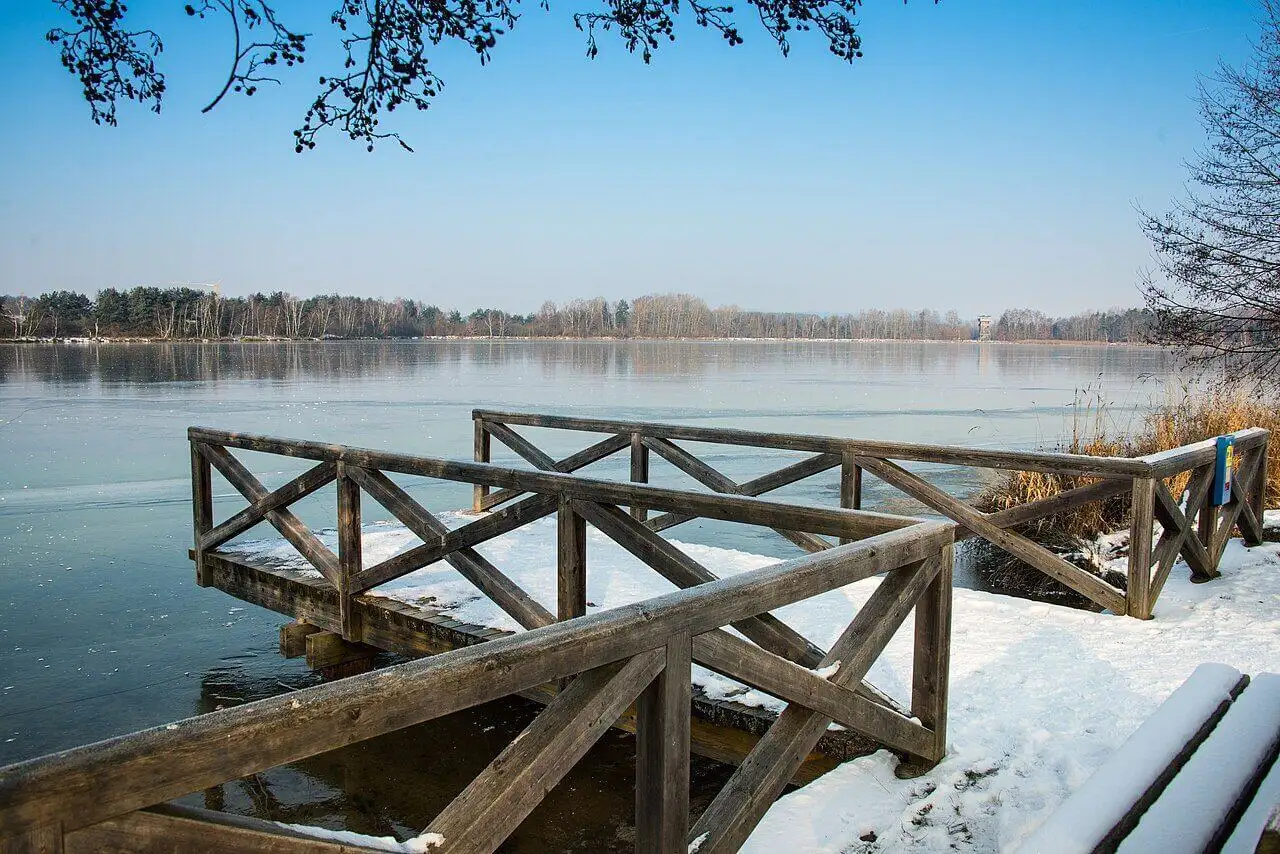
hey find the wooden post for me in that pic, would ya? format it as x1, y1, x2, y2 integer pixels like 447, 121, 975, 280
630, 433, 650, 522
1245, 437, 1269, 547
636, 632, 692, 854
557, 499, 586, 622
336, 463, 362, 641
1127, 477, 1155, 619
2, 823, 63, 854
472, 418, 490, 513
191, 443, 214, 587
907, 544, 952, 770
839, 452, 862, 545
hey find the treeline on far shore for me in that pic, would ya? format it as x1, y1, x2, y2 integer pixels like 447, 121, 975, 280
0, 288, 1154, 343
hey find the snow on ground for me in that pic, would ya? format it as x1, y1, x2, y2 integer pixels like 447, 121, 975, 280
231, 515, 1280, 854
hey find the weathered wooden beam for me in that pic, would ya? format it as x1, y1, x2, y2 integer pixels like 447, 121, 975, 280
424, 650, 665, 854
1245, 436, 1269, 548
336, 463, 362, 641
1151, 466, 1216, 583
1231, 448, 1267, 548
691, 631, 935, 760
1141, 427, 1270, 479
65, 803, 380, 853
304, 631, 376, 671
483, 421, 560, 472
631, 432, 649, 522
0, 521, 950, 839
689, 553, 945, 853
571, 500, 826, 667
636, 634, 692, 854
855, 455, 1127, 615
910, 543, 953, 767
1, 822, 61, 854
191, 444, 214, 588
472, 417, 490, 513
1210, 449, 1265, 565
198, 444, 342, 588
955, 476, 1133, 542
201, 550, 868, 785
557, 500, 586, 623
187, 427, 915, 541
199, 461, 338, 553
840, 452, 862, 544
642, 436, 833, 553
646, 452, 842, 533
344, 466, 554, 631
478, 433, 631, 511
353, 493, 559, 593
279, 620, 324, 658
1127, 477, 1156, 620
471, 409, 1158, 477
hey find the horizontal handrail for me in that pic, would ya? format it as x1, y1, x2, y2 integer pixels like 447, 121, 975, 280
472, 409, 1154, 478
187, 427, 917, 540
1140, 427, 1270, 478
0, 521, 952, 838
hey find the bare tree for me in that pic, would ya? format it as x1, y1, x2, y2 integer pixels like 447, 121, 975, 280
1140, 1, 1280, 388
46, 0, 896, 152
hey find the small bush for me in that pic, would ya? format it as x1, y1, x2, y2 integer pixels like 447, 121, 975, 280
972, 388, 1278, 603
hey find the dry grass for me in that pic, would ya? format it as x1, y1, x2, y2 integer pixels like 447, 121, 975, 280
976, 388, 1279, 548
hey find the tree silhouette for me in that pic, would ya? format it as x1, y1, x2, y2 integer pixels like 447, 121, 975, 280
48, 0, 896, 152
1140, 1, 1280, 388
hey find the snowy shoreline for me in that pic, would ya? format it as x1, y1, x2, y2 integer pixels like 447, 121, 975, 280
228, 510, 1280, 853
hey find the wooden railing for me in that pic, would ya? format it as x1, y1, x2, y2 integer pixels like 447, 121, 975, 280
0, 429, 954, 854
471, 409, 1271, 619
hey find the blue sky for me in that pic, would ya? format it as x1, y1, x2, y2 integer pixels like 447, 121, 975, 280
0, 1, 1262, 315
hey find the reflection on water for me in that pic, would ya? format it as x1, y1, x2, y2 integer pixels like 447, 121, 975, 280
0, 340, 1178, 846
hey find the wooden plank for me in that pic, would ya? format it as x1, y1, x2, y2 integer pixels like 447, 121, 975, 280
643, 436, 833, 553
65, 803, 381, 853
691, 631, 935, 760
1142, 426, 1271, 478
1152, 465, 1216, 582
854, 455, 1128, 614
187, 427, 914, 541
1211, 449, 1266, 565
304, 632, 376, 670
201, 550, 871, 785
279, 621, 324, 658
344, 466, 554, 631
1245, 435, 1270, 548
0, 520, 950, 838
571, 500, 826, 667
478, 433, 631, 511
353, 493, 559, 593
636, 634, 692, 854
484, 421, 560, 471
200, 461, 338, 552
957, 476, 1133, 542
1259, 804, 1280, 854
647, 452, 842, 533
473, 417, 490, 512
1127, 477, 1156, 619
1232, 447, 1267, 548
557, 500, 586, 623
198, 444, 342, 588
424, 650, 666, 854
911, 543, 952, 765
1, 823, 61, 854
470, 409, 1156, 477
631, 432, 649, 522
336, 464, 362, 640
191, 444, 214, 588
840, 453, 862, 544
688, 553, 946, 853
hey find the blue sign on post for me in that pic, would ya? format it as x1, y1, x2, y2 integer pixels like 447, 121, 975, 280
1212, 435, 1234, 507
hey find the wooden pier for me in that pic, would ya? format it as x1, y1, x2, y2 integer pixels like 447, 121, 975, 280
471, 409, 1270, 618
1, 426, 955, 854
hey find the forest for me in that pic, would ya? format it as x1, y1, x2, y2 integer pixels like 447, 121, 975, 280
0, 288, 1155, 343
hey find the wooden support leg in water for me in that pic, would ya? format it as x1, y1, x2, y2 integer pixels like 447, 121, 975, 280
305, 632, 376, 679
279, 620, 324, 658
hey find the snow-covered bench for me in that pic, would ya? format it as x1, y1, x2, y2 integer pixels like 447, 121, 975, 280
1019, 663, 1280, 854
